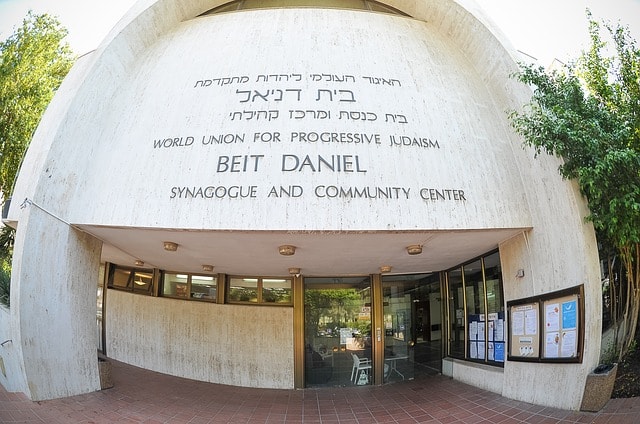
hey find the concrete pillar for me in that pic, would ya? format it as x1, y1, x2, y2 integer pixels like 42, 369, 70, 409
11, 205, 102, 400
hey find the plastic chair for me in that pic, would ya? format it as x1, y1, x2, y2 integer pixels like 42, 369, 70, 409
350, 353, 372, 384
316, 345, 334, 366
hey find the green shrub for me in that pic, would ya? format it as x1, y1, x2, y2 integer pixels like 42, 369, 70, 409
0, 267, 9, 308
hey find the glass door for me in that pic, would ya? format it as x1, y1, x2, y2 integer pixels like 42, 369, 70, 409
304, 276, 372, 387
382, 273, 443, 381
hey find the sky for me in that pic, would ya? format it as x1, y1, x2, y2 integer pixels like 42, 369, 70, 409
0, 0, 639, 66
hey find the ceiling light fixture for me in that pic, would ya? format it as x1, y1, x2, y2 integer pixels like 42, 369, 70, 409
202, 264, 214, 272
406, 244, 423, 255
380, 265, 392, 273
278, 245, 296, 256
134, 260, 144, 267
163, 241, 178, 251
288, 267, 301, 276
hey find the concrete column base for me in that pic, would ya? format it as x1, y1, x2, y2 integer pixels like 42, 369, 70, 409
98, 358, 113, 390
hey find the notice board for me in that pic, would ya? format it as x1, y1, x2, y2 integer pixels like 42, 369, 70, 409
509, 302, 540, 359
542, 294, 580, 359
507, 285, 584, 363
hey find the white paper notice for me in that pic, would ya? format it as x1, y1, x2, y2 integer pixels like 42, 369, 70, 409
477, 321, 485, 340
525, 309, 538, 335
545, 332, 560, 358
512, 311, 525, 335
469, 321, 478, 341
470, 342, 478, 359
495, 319, 504, 341
488, 321, 494, 342
477, 342, 486, 359
546, 303, 560, 332
561, 330, 577, 357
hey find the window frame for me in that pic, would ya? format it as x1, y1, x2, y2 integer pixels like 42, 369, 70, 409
160, 271, 219, 302
107, 264, 155, 296
445, 249, 505, 367
226, 275, 293, 305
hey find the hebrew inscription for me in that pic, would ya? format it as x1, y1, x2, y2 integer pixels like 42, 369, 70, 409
155, 72, 466, 203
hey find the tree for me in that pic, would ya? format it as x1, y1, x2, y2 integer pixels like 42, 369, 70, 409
0, 11, 75, 197
0, 11, 75, 306
509, 11, 640, 361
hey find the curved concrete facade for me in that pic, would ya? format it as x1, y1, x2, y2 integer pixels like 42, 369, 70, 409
1, 0, 601, 411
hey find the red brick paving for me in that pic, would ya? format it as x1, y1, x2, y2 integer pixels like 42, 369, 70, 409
0, 360, 639, 423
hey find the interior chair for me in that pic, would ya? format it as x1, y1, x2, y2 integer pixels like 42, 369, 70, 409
350, 353, 372, 384
316, 344, 334, 366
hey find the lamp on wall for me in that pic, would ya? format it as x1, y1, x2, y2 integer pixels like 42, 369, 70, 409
134, 260, 144, 267
278, 245, 296, 256
406, 244, 422, 255
202, 264, 214, 272
380, 265, 392, 273
163, 241, 178, 251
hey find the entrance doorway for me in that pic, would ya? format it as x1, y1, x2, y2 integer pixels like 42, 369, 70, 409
382, 273, 442, 381
302, 273, 443, 387
304, 276, 372, 387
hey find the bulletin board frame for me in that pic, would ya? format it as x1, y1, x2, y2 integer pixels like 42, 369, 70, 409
507, 285, 584, 363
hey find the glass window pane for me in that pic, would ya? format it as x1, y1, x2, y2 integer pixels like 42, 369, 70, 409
484, 252, 503, 313
484, 252, 505, 364
163, 273, 188, 298
228, 277, 258, 302
464, 260, 485, 317
448, 268, 465, 358
382, 273, 442, 380
262, 278, 292, 304
111, 267, 132, 289
304, 277, 371, 387
133, 271, 153, 293
191, 275, 217, 301
464, 260, 485, 361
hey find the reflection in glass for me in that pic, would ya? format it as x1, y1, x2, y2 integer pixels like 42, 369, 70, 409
484, 251, 505, 363
383, 273, 442, 381
132, 271, 153, 293
163, 273, 188, 298
111, 267, 131, 289
228, 277, 258, 302
464, 260, 485, 360
262, 278, 292, 304
304, 277, 371, 387
448, 268, 465, 358
484, 252, 503, 314
445, 250, 505, 366
107, 265, 153, 295
226, 277, 292, 304
191, 275, 217, 300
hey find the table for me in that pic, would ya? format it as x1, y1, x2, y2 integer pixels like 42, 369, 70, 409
384, 354, 409, 380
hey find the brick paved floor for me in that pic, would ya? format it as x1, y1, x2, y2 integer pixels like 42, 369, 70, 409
1, 359, 639, 423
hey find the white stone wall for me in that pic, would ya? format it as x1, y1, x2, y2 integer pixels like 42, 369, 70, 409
10, 213, 102, 400
15, 9, 531, 233
0, 306, 26, 394
106, 290, 294, 388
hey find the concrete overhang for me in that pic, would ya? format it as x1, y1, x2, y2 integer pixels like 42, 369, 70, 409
75, 224, 530, 276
